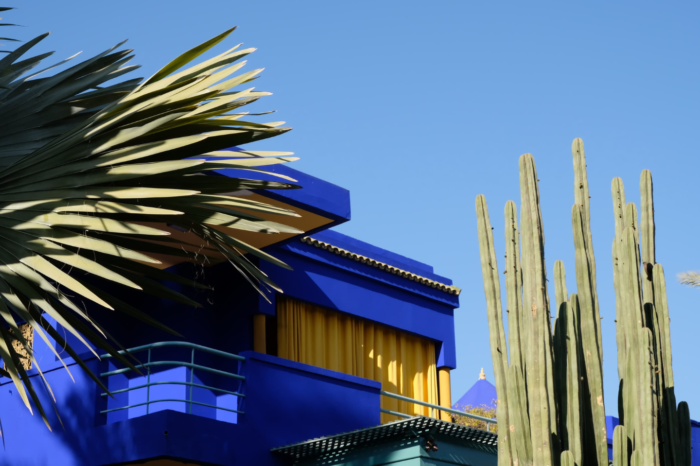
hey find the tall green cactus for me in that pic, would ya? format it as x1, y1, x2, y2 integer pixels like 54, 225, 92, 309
572, 140, 603, 364
519, 154, 555, 466
572, 204, 608, 466
611, 178, 627, 382
613, 425, 629, 466
554, 283, 583, 466
508, 363, 533, 466
678, 402, 691, 466
505, 201, 525, 373
474, 138, 690, 466
476, 194, 514, 466
613, 173, 688, 466
653, 265, 681, 466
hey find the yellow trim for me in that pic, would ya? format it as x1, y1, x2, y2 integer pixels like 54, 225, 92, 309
253, 314, 267, 354
438, 368, 452, 422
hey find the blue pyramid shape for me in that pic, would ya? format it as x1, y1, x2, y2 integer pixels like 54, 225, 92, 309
453, 378, 497, 411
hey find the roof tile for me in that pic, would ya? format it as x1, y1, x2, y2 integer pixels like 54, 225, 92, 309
301, 236, 461, 296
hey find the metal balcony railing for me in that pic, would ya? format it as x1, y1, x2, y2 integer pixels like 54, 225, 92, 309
380, 390, 496, 431
99, 341, 245, 416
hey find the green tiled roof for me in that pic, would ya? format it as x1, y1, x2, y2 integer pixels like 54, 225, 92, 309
271, 415, 497, 460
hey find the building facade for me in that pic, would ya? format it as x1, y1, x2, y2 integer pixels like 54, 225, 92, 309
0, 164, 497, 466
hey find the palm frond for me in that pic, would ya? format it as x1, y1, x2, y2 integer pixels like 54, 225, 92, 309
0, 19, 300, 429
678, 271, 700, 288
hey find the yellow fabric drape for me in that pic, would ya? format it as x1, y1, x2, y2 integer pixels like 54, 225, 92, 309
277, 297, 438, 422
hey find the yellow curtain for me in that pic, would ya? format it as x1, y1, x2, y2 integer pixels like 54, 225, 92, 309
277, 296, 438, 423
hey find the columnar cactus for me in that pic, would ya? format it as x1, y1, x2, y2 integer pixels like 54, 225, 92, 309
553, 272, 583, 466
518, 154, 556, 466
476, 195, 514, 466
613, 425, 629, 466
475, 138, 690, 466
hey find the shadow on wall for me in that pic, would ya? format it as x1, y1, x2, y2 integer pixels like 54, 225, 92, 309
0, 260, 258, 466
0, 371, 126, 465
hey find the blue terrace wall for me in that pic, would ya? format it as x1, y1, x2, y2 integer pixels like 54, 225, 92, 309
235, 351, 381, 465
0, 339, 382, 466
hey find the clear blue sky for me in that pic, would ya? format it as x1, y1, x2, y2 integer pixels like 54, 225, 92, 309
13, 1, 700, 417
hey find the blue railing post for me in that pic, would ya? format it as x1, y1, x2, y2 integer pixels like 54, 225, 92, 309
189, 348, 195, 414
146, 348, 151, 415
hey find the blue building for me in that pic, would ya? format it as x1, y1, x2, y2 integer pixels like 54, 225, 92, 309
453, 369, 496, 412
0, 164, 497, 465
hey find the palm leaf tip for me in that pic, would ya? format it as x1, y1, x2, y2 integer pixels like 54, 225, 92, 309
678, 271, 700, 288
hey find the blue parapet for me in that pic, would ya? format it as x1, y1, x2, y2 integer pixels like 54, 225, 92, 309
235, 351, 382, 464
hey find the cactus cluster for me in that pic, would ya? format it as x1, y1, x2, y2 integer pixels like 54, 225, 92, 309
475, 139, 691, 466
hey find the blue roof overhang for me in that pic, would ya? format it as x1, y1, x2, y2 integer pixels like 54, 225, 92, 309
213, 162, 351, 234
150, 159, 351, 268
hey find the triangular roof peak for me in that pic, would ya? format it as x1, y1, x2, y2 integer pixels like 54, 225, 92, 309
453, 368, 497, 410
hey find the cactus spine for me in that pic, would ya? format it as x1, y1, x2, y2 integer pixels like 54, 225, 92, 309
475, 139, 690, 466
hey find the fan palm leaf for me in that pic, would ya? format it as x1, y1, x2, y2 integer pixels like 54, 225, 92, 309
0, 15, 300, 430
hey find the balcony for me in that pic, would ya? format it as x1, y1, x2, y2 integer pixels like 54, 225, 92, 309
93, 341, 495, 465
0, 338, 494, 466
99, 341, 245, 425
99, 340, 495, 428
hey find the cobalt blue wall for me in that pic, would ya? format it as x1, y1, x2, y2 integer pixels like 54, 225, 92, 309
235, 351, 381, 465
260, 234, 460, 369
